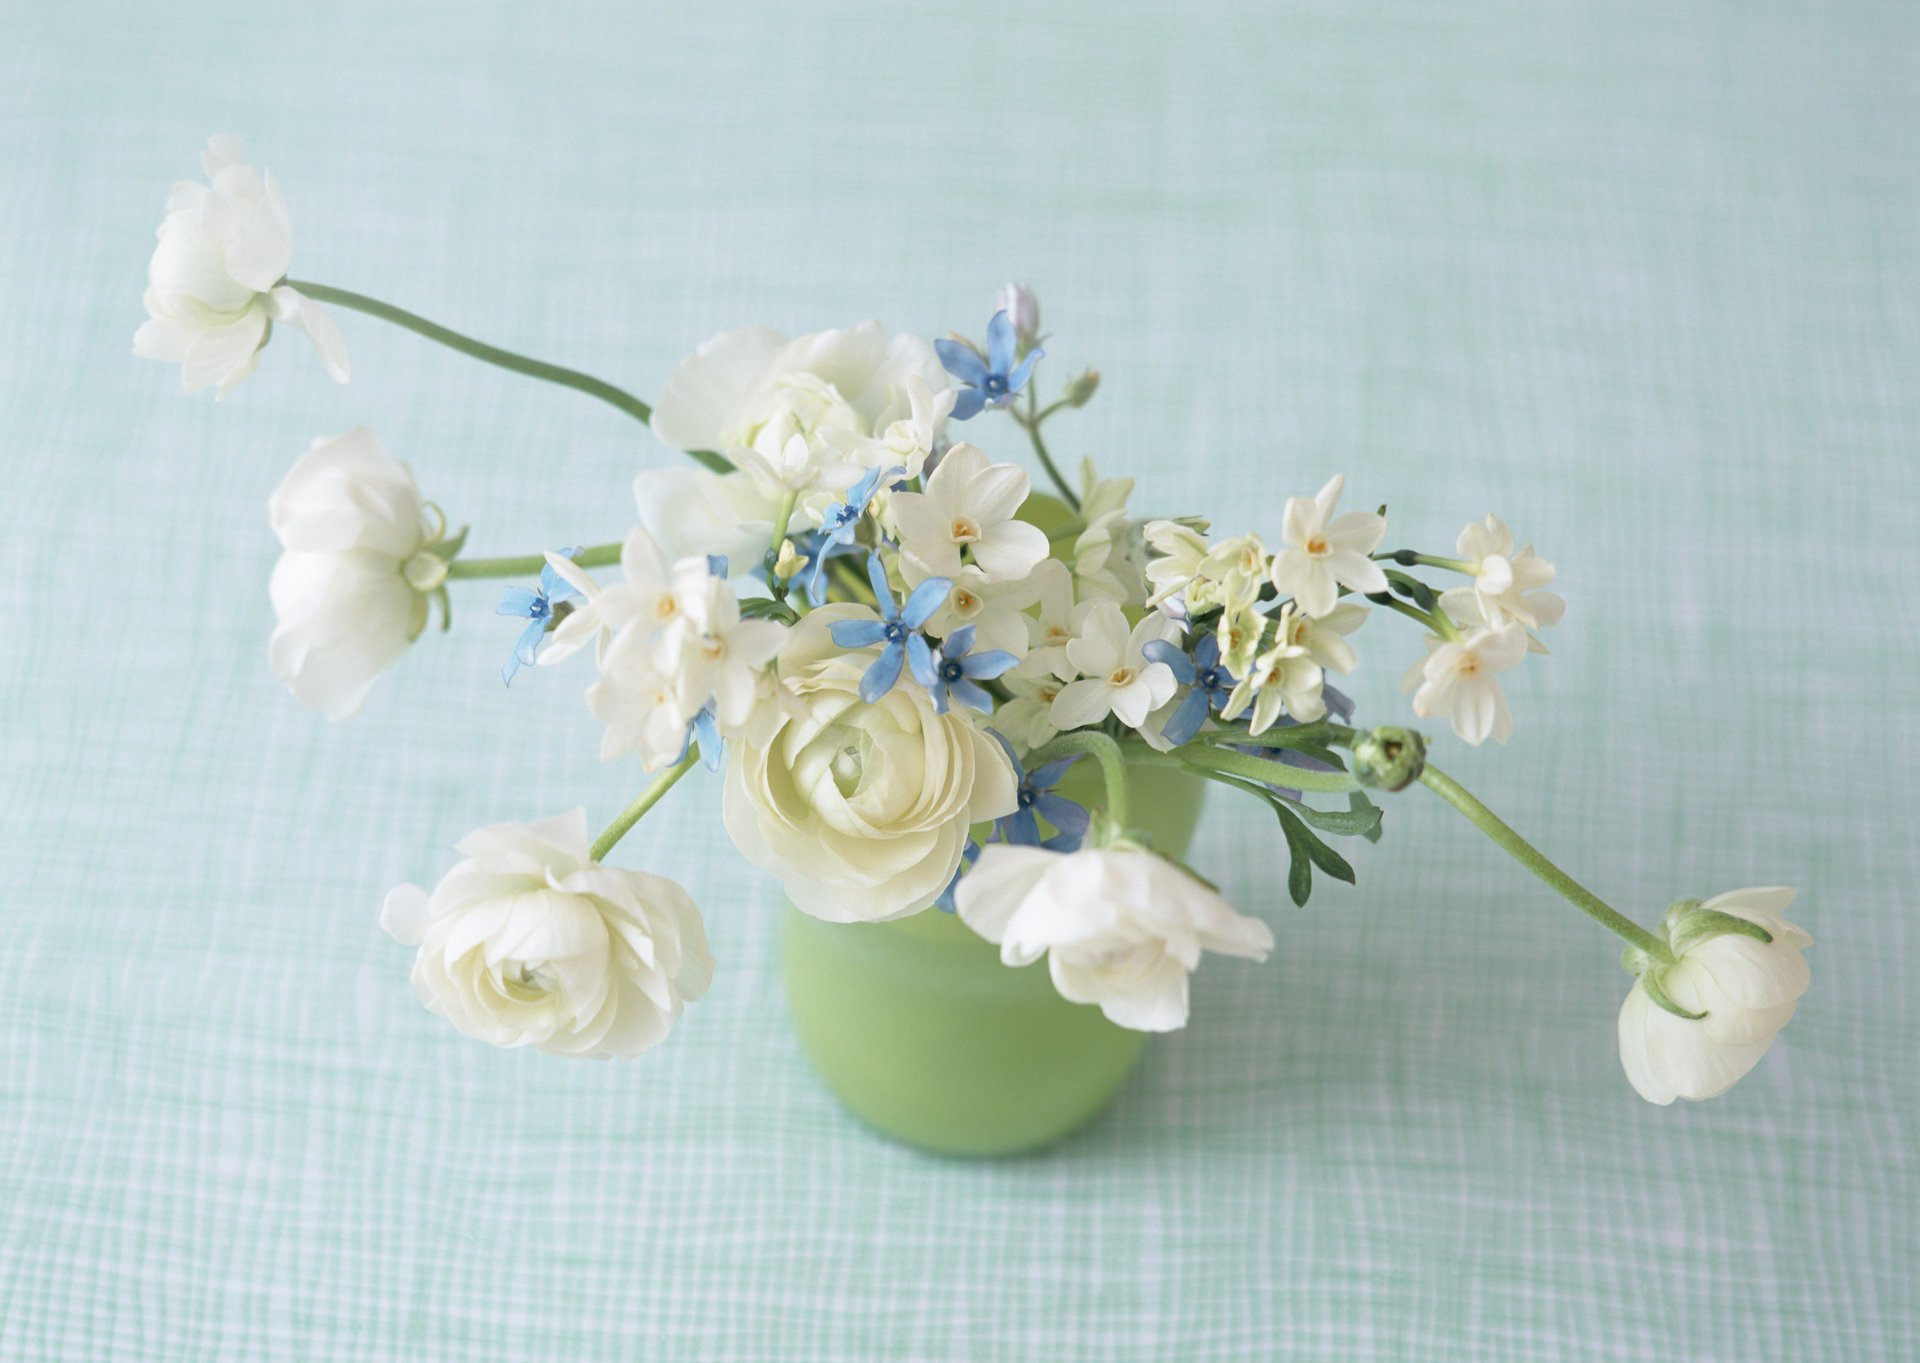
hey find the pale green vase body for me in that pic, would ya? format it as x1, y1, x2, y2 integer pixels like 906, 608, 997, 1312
780, 761, 1207, 1157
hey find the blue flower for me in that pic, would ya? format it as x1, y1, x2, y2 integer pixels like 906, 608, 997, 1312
1143, 634, 1235, 745
827, 551, 951, 702
933, 838, 983, 913
496, 547, 581, 687
936, 310, 1043, 420
675, 704, 725, 772
994, 746, 1091, 851
806, 465, 899, 598
909, 624, 1018, 715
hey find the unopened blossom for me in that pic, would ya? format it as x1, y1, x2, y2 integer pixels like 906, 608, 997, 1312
1441, 514, 1566, 634
380, 810, 713, 1058
1269, 474, 1388, 617
1402, 621, 1529, 745
956, 843, 1274, 1031
994, 283, 1041, 350
1049, 600, 1181, 730
135, 136, 348, 395
891, 443, 1048, 582
267, 428, 440, 720
1143, 519, 1210, 609
1618, 889, 1812, 1105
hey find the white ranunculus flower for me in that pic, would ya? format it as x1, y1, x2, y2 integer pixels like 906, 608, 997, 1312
1617, 888, 1811, 1105
723, 605, 1018, 922
381, 810, 713, 1059
956, 843, 1275, 1031
134, 136, 348, 395
633, 467, 781, 577
651, 322, 952, 483
267, 428, 441, 720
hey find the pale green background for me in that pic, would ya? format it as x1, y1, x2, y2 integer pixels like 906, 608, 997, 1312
3, 1, 1915, 1359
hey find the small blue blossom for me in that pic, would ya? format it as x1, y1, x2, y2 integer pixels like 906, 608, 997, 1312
933, 839, 982, 913
827, 551, 951, 703
806, 465, 899, 598
996, 748, 1091, 851
674, 703, 725, 772
496, 547, 580, 687
1143, 634, 1236, 746
935, 310, 1043, 420
909, 624, 1018, 715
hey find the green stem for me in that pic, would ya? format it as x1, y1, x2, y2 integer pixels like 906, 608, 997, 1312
1372, 592, 1462, 642
590, 751, 700, 862
1020, 386, 1080, 510
1375, 550, 1476, 575
1170, 744, 1363, 795
444, 542, 622, 580
1418, 763, 1669, 960
1025, 730, 1131, 827
287, 280, 658, 422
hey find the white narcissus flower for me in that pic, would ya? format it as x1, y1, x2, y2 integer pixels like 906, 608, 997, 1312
1402, 621, 1529, 745
1618, 889, 1812, 1105
267, 428, 441, 720
540, 527, 683, 666
1440, 514, 1566, 636
1022, 559, 1079, 678
923, 566, 1040, 660
723, 605, 1018, 922
1143, 519, 1209, 610
1269, 474, 1388, 617
891, 443, 1049, 582
956, 844, 1274, 1031
1049, 600, 1181, 730
587, 631, 695, 769
134, 136, 348, 395
381, 810, 713, 1059
1220, 607, 1327, 735
656, 563, 786, 727
993, 661, 1069, 751
1276, 600, 1368, 675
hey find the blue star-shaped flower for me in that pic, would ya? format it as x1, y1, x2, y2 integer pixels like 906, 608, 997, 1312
675, 703, 725, 772
805, 465, 899, 598
935, 310, 1043, 420
1143, 634, 1236, 746
496, 547, 581, 687
828, 551, 951, 702
909, 624, 1019, 715
995, 748, 1091, 851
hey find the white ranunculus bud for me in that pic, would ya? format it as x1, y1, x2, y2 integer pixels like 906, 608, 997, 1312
134, 136, 348, 395
956, 842, 1274, 1031
994, 283, 1041, 349
1617, 888, 1811, 1104
722, 605, 1018, 922
267, 428, 442, 720
381, 810, 714, 1058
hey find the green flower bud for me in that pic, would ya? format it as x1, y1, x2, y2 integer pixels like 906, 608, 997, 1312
1350, 726, 1426, 792
1062, 368, 1101, 408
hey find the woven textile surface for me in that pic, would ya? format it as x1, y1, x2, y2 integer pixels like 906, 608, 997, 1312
2, 2, 1915, 1358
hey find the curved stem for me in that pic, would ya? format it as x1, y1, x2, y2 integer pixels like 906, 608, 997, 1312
1418, 763, 1669, 960
1020, 386, 1080, 510
1171, 743, 1363, 794
590, 750, 700, 862
1375, 550, 1476, 575
1371, 592, 1462, 642
287, 280, 659, 421
1025, 730, 1130, 827
445, 542, 622, 580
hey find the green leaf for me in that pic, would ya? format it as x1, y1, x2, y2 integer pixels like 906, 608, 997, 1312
1280, 806, 1357, 885
739, 597, 799, 623
1351, 791, 1385, 844
1277, 807, 1315, 906
1276, 795, 1381, 838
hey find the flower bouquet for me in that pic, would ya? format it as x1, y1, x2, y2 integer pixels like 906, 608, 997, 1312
138, 138, 1813, 1152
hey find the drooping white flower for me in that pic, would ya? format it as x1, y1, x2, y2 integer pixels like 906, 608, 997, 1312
956, 843, 1274, 1031
1220, 611, 1326, 735
1439, 514, 1566, 635
1049, 600, 1181, 730
1402, 621, 1529, 745
722, 605, 1018, 922
380, 809, 713, 1058
134, 136, 348, 395
267, 428, 442, 720
1268, 474, 1388, 617
1617, 889, 1811, 1105
1143, 519, 1210, 610
891, 443, 1049, 582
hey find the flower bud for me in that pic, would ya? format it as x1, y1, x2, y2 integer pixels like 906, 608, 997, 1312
1062, 368, 1101, 408
995, 282, 1040, 349
1350, 725, 1426, 791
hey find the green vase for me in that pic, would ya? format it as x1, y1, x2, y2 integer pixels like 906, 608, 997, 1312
780, 759, 1207, 1157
